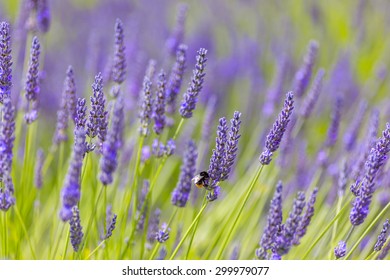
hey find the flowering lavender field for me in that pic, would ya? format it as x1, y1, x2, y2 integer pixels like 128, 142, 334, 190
1, 0, 390, 260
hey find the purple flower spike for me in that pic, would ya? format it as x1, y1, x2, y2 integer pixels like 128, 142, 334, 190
259, 92, 294, 165
207, 117, 229, 200
325, 96, 343, 148
65, 66, 77, 122
375, 219, 390, 252
334, 241, 346, 259
137, 180, 150, 231
172, 140, 198, 207
256, 181, 283, 259
337, 160, 348, 197
24, 36, 40, 124
112, 19, 126, 85
293, 40, 319, 98
156, 223, 170, 243
0, 97, 16, 209
75, 98, 87, 130
166, 3, 188, 55
153, 70, 167, 135
293, 188, 318, 245
0, 22, 12, 104
147, 208, 161, 244
179, 48, 207, 119
378, 241, 390, 260
69, 206, 83, 252
275, 191, 305, 256
166, 44, 187, 114
300, 68, 325, 118
60, 128, 86, 221
104, 214, 117, 240
139, 75, 153, 137
87, 73, 108, 144
221, 111, 242, 181
36, 0, 50, 33
344, 101, 367, 151
100, 96, 124, 186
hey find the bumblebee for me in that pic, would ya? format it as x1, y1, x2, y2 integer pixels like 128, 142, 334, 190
192, 171, 210, 189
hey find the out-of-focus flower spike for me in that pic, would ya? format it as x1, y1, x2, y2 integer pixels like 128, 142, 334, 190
112, 18, 126, 85
325, 96, 343, 148
259, 92, 294, 165
137, 180, 149, 231
36, 0, 50, 33
293, 40, 319, 98
139, 73, 153, 137
179, 48, 207, 119
147, 208, 161, 244
344, 101, 367, 151
156, 223, 170, 243
171, 140, 198, 207
337, 159, 348, 197
166, 3, 188, 55
374, 219, 390, 252
65, 66, 77, 122
300, 68, 325, 118
34, 148, 44, 189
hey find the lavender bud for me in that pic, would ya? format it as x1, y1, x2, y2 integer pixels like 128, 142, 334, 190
112, 19, 126, 85
0, 22, 12, 104
99, 96, 124, 186
293, 188, 318, 245
171, 140, 198, 207
275, 192, 305, 256
69, 206, 83, 252
36, 0, 50, 33
259, 92, 294, 165
147, 208, 161, 244
75, 98, 87, 129
34, 148, 44, 189
179, 48, 207, 119
374, 219, 390, 251
166, 44, 187, 114
207, 117, 229, 194
104, 214, 117, 240
153, 70, 167, 135
220, 111, 241, 181
138, 75, 153, 137
141, 146, 151, 163
293, 40, 319, 98
334, 241, 346, 259
156, 223, 170, 243
65, 66, 77, 122
300, 68, 325, 118
0, 188, 15, 212
257, 181, 283, 258
24, 36, 40, 124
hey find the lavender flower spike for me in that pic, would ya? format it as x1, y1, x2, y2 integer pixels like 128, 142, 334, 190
172, 140, 198, 207
24, 36, 40, 124
75, 98, 87, 130
256, 181, 283, 259
179, 48, 207, 118
34, 149, 44, 189
293, 188, 318, 245
112, 18, 126, 85
0, 22, 12, 104
275, 191, 305, 256
153, 70, 167, 135
139, 75, 153, 137
207, 117, 229, 201
334, 241, 346, 259
221, 111, 242, 181
166, 44, 187, 114
87, 73, 108, 144
37, 0, 51, 33
100, 95, 124, 186
374, 219, 390, 251
350, 123, 390, 226
65, 66, 77, 122
166, 3, 188, 55
259, 92, 294, 165
344, 100, 367, 152
325, 96, 343, 148
300, 68, 325, 118
69, 206, 83, 252
293, 40, 319, 98
104, 214, 117, 240
60, 128, 86, 221
156, 223, 170, 243
147, 208, 161, 244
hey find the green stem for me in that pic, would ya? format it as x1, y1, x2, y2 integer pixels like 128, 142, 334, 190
51, 222, 65, 259
215, 165, 264, 259
86, 240, 106, 259
302, 198, 352, 259
329, 195, 343, 258
172, 118, 184, 140
3, 211, 7, 258
14, 205, 36, 259
364, 250, 377, 260
169, 202, 208, 260
62, 225, 70, 260
345, 202, 390, 259
185, 194, 207, 259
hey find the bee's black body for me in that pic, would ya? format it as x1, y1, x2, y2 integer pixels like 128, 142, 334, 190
192, 171, 210, 189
